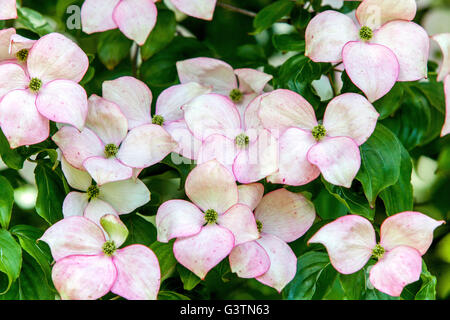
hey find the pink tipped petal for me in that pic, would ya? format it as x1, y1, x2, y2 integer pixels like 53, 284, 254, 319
307, 136, 361, 188
308, 215, 376, 274
442, 75, 450, 137
81, 0, 120, 34
52, 126, 104, 170
28, 33, 89, 83
218, 204, 259, 245
86, 95, 128, 145
244, 94, 265, 130
100, 214, 129, 247
36, 80, 88, 130
164, 120, 202, 160
305, 10, 359, 63
176, 58, 237, 95
0, 0, 17, 20
255, 189, 316, 243
372, 21, 429, 82
156, 82, 211, 122
229, 241, 271, 278
237, 183, 264, 211
185, 160, 238, 213
323, 93, 379, 145
117, 124, 177, 168
369, 246, 422, 297
85, 199, 119, 227
52, 254, 117, 300
197, 134, 238, 174
9, 34, 36, 56
173, 224, 235, 279
380, 211, 445, 255
156, 200, 205, 243
0, 28, 15, 60
234, 68, 273, 94
99, 178, 150, 214
83, 157, 133, 186
255, 234, 297, 292
62, 192, 89, 218
61, 156, 92, 191
432, 33, 450, 82
356, 0, 417, 30
111, 245, 161, 300
112, 0, 157, 45
0, 89, 49, 148
171, 0, 216, 20
267, 128, 320, 186
259, 89, 318, 134
183, 93, 241, 140
40, 216, 105, 261
342, 41, 399, 103
0, 63, 28, 98
102, 76, 153, 129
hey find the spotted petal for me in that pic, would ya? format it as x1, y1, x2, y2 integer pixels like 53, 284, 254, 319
356, 0, 417, 30
81, 0, 120, 34
237, 183, 264, 211
170, 0, 216, 20
164, 120, 202, 160
229, 241, 270, 278
0, 63, 28, 99
218, 204, 259, 245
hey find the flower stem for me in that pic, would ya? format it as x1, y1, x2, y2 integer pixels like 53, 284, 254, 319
217, 2, 257, 18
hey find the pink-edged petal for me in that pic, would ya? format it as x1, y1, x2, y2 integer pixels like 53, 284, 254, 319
0, 28, 15, 60
156, 199, 204, 243
176, 57, 237, 95
0, 63, 28, 98
183, 93, 241, 140
81, 0, 120, 34
99, 178, 150, 214
356, 0, 417, 30
255, 234, 297, 292
236, 93, 258, 123
307, 136, 361, 188
0, 0, 17, 20
255, 189, 316, 243
342, 41, 399, 103
61, 156, 92, 191
442, 75, 450, 137
380, 211, 445, 255
155, 82, 211, 122
52, 254, 116, 300
112, 0, 157, 45
0, 89, 49, 148
305, 10, 359, 63
36, 80, 88, 130
102, 76, 153, 129
86, 95, 128, 145
258, 89, 318, 134
83, 157, 133, 186
27, 33, 88, 83
85, 199, 119, 228
218, 203, 259, 245
39, 216, 105, 261
111, 244, 160, 300
197, 134, 238, 174
52, 126, 104, 170
229, 241, 270, 278
432, 33, 450, 82
100, 214, 128, 247
171, 0, 216, 20
369, 246, 422, 297
164, 120, 202, 160
244, 94, 266, 131
116, 124, 177, 168
62, 191, 89, 218
234, 68, 272, 94
173, 224, 235, 279
237, 183, 264, 211
9, 34, 36, 56
323, 93, 379, 145
372, 21, 430, 82
267, 128, 320, 186
308, 215, 376, 274
185, 160, 238, 213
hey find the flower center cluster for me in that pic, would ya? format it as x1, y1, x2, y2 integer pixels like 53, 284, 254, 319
372, 244, 385, 259
229, 88, 243, 103
256, 220, 263, 233
152, 115, 164, 126
235, 133, 250, 148
102, 241, 116, 257
311, 124, 326, 141
86, 184, 100, 201
359, 26, 373, 41
104, 144, 119, 158
16, 49, 29, 62
204, 209, 218, 224
29, 78, 42, 93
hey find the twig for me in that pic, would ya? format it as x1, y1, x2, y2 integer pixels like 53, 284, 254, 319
217, 2, 257, 18
327, 73, 338, 97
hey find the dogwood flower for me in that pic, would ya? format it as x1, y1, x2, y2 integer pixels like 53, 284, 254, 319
167, 0, 217, 20
40, 214, 160, 300
0, 0, 17, 20
230, 186, 316, 292
258, 89, 379, 187
0, 28, 36, 65
156, 160, 260, 279
0, 33, 89, 148
305, 0, 429, 102
308, 212, 445, 296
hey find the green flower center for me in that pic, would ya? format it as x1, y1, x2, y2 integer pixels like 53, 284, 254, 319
104, 144, 118, 158
235, 133, 250, 148
256, 220, 263, 233
86, 185, 100, 201
204, 209, 218, 224
359, 26, 373, 41
152, 115, 164, 126
311, 124, 326, 141
229, 88, 243, 103
102, 241, 116, 257
29, 78, 42, 93
372, 244, 385, 259
16, 49, 29, 62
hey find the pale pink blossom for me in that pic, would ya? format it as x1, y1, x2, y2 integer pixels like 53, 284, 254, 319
308, 212, 445, 296
168, 0, 217, 20
0, 0, 17, 20
0, 28, 36, 64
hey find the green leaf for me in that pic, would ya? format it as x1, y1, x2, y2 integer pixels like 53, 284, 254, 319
0, 131, 26, 170
0, 229, 22, 294
272, 34, 305, 52
141, 10, 176, 60
16, 7, 53, 36
121, 214, 157, 247
158, 291, 190, 300
372, 83, 404, 120
339, 270, 365, 300
356, 124, 402, 206
415, 262, 437, 300
253, 0, 295, 34
0, 176, 14, 229
150, 241, 177, 282
313, 188, 348, 220
177, 265, 201, 291
97, 29, 133, 70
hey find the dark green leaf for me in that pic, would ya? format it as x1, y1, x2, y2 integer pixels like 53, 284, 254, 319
0, 229, 22, 294
177, 265, 201, 291
97, 29, 133, 70
141, 10, 176, 60
415, 262, 437, 300
372, 83, 404, 120
150, 241, 177, 282
313, 188, 347, 220
253, 1, 295, 34
272, 34, 305, 52
0, 175, 14, 229
158, 290, 190, 300
0, 131, 26, 170
121, 214, 157, 247
16, 7, 53, 36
